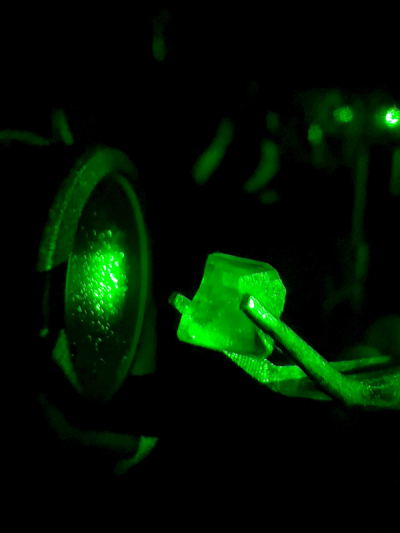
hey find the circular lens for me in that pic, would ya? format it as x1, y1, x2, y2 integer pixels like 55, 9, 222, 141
65, 174, 148, 403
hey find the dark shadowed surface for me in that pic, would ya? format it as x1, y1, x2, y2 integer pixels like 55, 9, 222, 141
2, 4, 399, 527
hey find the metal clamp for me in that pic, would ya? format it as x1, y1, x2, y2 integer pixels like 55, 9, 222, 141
170, 253, 400, 411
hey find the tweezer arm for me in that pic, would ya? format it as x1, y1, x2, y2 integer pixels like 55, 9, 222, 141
170, 291, 399, 409
240, 294, 400, 410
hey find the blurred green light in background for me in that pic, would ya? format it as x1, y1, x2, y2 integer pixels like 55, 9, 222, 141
192, 118, 234, 184
375, 106, 400, 131
308, 123, 323, 145
333, 106, 353, 123
152, 8, 170, 62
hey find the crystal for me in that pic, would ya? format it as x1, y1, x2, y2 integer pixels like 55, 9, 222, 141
175, 253, 286, 357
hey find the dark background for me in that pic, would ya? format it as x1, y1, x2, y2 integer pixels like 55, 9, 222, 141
3, 4, 399, 526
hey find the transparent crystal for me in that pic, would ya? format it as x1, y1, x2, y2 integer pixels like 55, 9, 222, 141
176, 253, 286, 356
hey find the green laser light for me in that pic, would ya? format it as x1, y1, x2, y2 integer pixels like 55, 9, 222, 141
37, 146, 152, 405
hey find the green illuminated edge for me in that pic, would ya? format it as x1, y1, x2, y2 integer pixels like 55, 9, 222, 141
171, 292, 399, 406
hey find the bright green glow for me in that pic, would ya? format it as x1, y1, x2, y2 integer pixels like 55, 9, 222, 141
68, 226, 128, 327
333, 106, 353, 123
67, 225, 129, 321
243, 140, 280, 193
375, 105, 400, 131
171, 289, 397, 404
385, 107, 400, 125
192, 118, 234, 184
71, 242, 128, 322
308, 123, 323, 145
37, 148, 151, 416
62, 173, 149, 404
171, 253, 400, 409
175, 253, 286, 357
65, 225, 129, 392
170, 292, 191, 315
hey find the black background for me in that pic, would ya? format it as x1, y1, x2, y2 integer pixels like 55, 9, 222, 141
3, 4, 399, 527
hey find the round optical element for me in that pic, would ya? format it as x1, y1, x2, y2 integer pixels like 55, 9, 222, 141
64, 173, 148, 404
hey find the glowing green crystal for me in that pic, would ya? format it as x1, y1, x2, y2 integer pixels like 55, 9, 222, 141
171, 253, 399, 409
175, 253, 286, 357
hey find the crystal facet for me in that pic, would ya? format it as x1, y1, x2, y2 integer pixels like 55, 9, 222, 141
176, 253, 286, 357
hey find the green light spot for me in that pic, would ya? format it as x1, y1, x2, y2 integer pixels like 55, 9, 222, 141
385, 107, 400, 126
249, 299, 254, 309
333, 106, 353, 123
375, 106, 400, 130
